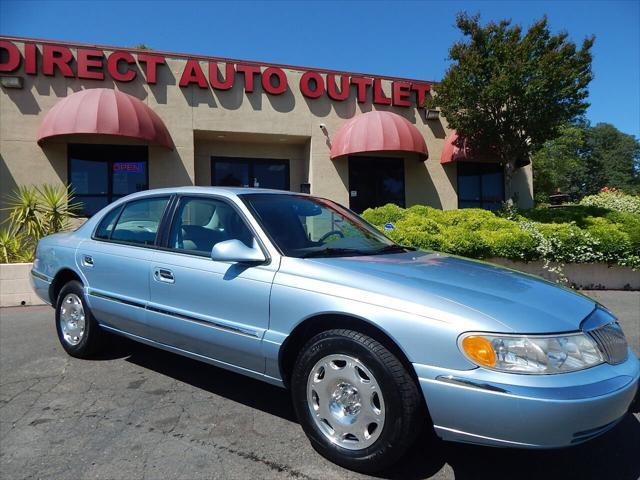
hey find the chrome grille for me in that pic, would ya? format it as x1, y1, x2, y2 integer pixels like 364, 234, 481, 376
588, 322, 628, 365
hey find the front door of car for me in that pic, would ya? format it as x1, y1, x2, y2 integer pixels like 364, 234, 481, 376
145, 196, 276, 373
77, 196, 171, 337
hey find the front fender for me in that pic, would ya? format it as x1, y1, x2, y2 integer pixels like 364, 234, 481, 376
263, 279, 478, 381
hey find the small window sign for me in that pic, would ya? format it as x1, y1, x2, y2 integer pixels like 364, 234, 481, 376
113, 162, 145, 172
384, 223, 395, 231
350, 190, 358, 197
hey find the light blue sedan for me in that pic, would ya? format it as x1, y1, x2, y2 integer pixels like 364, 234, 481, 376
31, 187, 639, 473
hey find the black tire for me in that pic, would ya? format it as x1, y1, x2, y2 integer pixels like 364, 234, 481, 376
55, 280, 105, 358
291, 329, 424, 473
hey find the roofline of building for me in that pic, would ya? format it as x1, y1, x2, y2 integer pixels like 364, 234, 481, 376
0, 34, 439, 86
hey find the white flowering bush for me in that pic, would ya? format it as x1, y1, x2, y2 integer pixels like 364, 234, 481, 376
580, 189, 640, 214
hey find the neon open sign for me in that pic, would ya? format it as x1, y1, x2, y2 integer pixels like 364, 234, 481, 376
113, 162, 144, 172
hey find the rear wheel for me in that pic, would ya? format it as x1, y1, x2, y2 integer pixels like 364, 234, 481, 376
291, 329, 424, 473
55, 280, 105, 358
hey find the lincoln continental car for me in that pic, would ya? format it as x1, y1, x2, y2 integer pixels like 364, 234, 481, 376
31, 187, 639, 472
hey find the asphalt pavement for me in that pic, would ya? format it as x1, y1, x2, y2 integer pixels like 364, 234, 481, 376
0, 291, 638, 480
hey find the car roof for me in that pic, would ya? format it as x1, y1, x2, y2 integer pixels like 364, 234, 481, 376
121, 186, 306, 201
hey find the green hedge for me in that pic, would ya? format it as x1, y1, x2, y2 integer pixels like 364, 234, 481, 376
362, 204, 640, 268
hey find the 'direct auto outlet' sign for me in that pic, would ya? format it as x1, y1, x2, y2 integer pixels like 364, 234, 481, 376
0, 39, 432, 108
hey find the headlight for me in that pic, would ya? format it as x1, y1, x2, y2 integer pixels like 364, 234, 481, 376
459, 332, 604, 374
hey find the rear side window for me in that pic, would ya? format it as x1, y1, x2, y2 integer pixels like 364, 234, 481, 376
94, 205, 123, 239
110, 197, 170, 246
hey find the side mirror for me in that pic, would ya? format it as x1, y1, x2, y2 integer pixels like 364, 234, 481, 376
211, 239, 266, 264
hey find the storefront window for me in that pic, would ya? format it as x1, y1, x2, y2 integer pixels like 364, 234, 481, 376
68, 144, 149, 216
211, 157, 290, 191
457, 162, 504, 210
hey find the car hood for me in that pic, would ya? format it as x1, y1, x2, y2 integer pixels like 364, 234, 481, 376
280, 251, 596, 333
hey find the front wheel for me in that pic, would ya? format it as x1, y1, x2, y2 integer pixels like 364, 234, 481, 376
291, 329, 424, 473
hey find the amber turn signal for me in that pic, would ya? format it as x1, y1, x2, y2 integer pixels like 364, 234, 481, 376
461, 336, 497, 367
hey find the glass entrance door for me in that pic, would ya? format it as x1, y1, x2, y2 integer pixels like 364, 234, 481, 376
348, 156, 405, 213
211, 157, 290, 190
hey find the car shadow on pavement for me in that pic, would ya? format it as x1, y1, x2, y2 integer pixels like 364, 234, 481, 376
123, 341, 298, 422
382, 412, 640, 480
119, 341, 640, 480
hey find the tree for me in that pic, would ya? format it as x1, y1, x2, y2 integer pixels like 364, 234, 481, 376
582, 123, 640, 195
133, 43, 150, 50
532, 123, 588, 202
532, 121, 640, 201
427, 13, 594, 200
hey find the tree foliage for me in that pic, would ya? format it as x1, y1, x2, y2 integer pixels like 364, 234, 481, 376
428, 13, 595, 197
532, 122, 640, 201
532, 123, 587, 202
583, 123, 640, 195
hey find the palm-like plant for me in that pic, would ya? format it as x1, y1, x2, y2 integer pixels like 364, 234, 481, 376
1, 184, 80, 263
37, 184, 81, 235
0, 225, 34, 263
3, 185, 43, 238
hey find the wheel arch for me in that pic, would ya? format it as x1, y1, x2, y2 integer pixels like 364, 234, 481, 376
49, 268, 83, 305
278, 313, 419, 389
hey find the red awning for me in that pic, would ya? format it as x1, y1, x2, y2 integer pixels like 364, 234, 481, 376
440, 131, 530, 167
440, 130, 471, 164
330, 111, 428, 160
37, 88, 173, 149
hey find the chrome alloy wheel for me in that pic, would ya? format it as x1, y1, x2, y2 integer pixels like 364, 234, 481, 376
59, 293, 86, 346
306, 354, 385, 450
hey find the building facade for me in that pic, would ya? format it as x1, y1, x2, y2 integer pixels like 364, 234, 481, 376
0, 36, 533, 218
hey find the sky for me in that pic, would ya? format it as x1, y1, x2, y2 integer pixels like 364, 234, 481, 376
1, 0, 638, 137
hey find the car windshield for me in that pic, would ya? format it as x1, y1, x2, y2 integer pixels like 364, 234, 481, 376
242, 194, 407, 258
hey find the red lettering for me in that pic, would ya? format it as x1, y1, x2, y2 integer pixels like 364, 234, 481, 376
300, 71, 325, 98
209, 62, 235, 90
0, 40, 21, 72
24, 43, 37, 74
237, 64, 261, 93
412, 83, 431, 107
326, 74, 350, 101
392, 81, 411, 107
42, 44, 74, 77
179, 59, 208, 88
350, 77, 372, 103
77, 49, 104, 80
137, 54, 165, 84
107, 52, 136, 82
373, 79, 391, 105
261, 67, 287, 95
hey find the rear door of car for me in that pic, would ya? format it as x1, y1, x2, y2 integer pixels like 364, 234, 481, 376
145, 194, 277, 373
77, 195, 172, 337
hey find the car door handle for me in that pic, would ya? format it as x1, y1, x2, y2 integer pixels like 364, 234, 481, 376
154, 268, 175, 284
82, 255, 94, 267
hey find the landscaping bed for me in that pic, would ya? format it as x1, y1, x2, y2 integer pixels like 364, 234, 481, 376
362, 192, 640, 290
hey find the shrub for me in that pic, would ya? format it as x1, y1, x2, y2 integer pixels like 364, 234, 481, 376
579, 190, 640, 214
1, 184, 79, 263
363, 203, 640, 268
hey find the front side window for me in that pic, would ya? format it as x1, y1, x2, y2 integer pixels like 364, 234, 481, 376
109, 197, 169, 246
457, 162, 504, 210
242, 194, 400, 258
168, 197, 254, 256
68, 144, 149, 216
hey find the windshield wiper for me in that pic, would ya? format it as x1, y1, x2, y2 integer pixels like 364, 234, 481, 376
371, 244, 416, 255
301, 248, 371, 258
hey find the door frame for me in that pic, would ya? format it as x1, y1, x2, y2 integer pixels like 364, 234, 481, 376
347, 155, 406, 212
211, 156, 290, 190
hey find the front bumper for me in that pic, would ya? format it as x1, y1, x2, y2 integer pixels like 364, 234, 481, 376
415, 350, 639, 448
